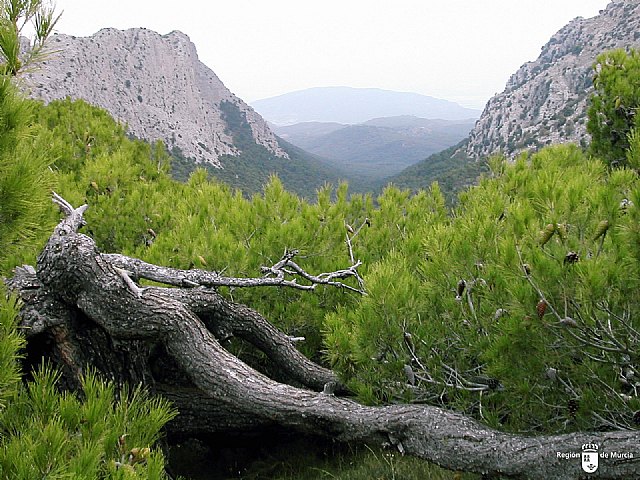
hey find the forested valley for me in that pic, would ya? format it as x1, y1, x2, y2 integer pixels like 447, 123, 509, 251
2, 3, 640, 479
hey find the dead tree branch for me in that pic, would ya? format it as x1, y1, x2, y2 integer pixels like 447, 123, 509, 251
103, 250, 364, 294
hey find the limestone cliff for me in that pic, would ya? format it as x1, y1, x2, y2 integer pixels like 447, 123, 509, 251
467, 0, 640, 159
24, 28, 288, 167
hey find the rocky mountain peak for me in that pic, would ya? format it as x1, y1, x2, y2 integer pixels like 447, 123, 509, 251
23, 27, 288, 167
467, 0, 640, 160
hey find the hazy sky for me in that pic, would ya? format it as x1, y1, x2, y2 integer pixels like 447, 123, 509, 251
51, 0, 611, 109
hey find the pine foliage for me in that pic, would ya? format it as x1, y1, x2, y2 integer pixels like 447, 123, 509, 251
0, 367, 175, 479
0, 58, 175, 479
588, 48, 640, 167
0, 76, 53, 271
0, 287, 23, 413
326, 145, 640, 432
18, 91, 640, 436
2, 41, 640, 476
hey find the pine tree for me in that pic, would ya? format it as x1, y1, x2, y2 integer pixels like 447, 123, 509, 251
587, 48, 640, 167
326, 144, 640, 433
0, 0, 60, 76
0, 5, 177, 477
0, 75, 53, 271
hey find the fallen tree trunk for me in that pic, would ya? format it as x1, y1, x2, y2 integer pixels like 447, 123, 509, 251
7, 194, 640, 479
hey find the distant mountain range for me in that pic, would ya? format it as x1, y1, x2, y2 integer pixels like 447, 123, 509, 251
23, 0, 639, 201
22, 28, 368, 196
271, 116, 474, 180
251, 87, 481, 125
23, 28, 478, 194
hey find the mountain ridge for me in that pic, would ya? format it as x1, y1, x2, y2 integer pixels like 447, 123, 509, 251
388, 0, 640, 198
23, 27, 287, 168
252, 86, 480, 125
466, 0, 640, 159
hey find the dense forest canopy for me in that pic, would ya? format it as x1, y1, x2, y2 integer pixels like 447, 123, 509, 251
1, 2, 640, 474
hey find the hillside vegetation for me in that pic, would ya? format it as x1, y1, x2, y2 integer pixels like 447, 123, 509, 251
172, 99, 374, 196
384, 140, 487, 202
272, 116, 474, 182
3, 31, 640, 478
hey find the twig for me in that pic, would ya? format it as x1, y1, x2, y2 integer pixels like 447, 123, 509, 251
597, 302, 640, 339
113, 267, 145, 298
343, 219, 368, 292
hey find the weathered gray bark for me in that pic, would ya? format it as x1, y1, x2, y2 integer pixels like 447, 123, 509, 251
7, 195, 640, 479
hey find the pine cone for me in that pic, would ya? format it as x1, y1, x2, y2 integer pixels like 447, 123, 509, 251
568, 398, 579, 417
403, 364, 416, 386
633, 410, 640, 426
563, 251, 580, 264
560, 317, 578, 328
593, 219, 610, 240
536, 299, 548, 319
538, 223, 555, 246
555, 223, 568, 241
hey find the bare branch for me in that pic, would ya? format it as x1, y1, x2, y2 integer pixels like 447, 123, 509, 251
157, 286, 345, 392
403, 327, 490, 393
113, 267, 145, 298
51, 191, 88, 233
104, 249, 366, 294
598, 302, 640, 339
344, 226, 366, 292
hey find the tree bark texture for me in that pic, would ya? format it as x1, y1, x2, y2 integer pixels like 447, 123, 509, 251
6, 195, 640, 479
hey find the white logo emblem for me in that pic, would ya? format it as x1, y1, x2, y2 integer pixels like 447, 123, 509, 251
582, 444, 599, 474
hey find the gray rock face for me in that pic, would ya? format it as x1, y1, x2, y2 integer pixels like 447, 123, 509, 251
24, 28, 287, 167
467, 0, 640, 160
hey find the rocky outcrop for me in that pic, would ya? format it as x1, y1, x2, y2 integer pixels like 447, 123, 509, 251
467, 0, 640, 160
23, 28, 287, 167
